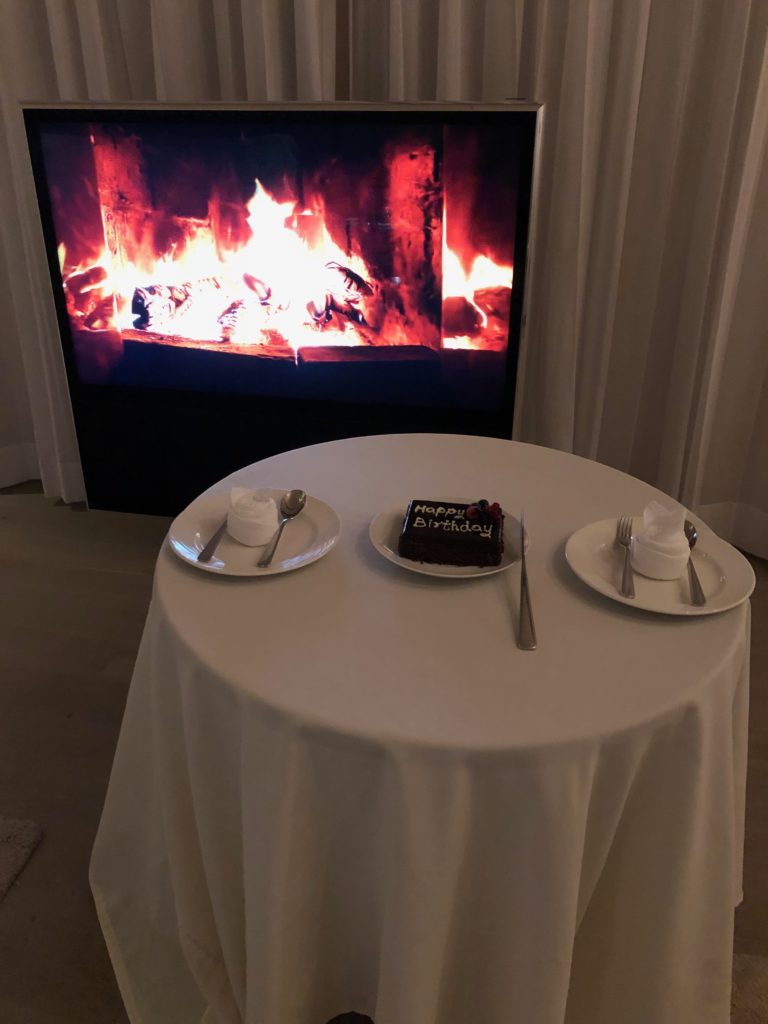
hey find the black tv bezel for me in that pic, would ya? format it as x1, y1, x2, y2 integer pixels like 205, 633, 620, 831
23, 102, 538, 515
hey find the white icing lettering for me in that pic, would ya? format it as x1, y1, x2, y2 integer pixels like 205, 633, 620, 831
412, 502, 467, 520
408, 501, 496, 542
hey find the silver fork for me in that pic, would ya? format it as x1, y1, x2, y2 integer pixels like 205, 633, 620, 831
615, 516, 635, 599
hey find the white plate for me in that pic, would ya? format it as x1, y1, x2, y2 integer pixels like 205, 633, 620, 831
168, 489, 341, 576
369, 502, 528, 579
565, 517, 755, 615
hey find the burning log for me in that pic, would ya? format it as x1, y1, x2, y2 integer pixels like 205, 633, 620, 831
307, 261, 375, 328
473, 286, 512, 350
474, 286, 511, 321
129, 263, 379, 346
131, 277, 223, 330
66, 264, 108, 296
216, 297, 273, 343
324, 261, 373, 325
83, 297, 117, 330
218, 300, 247, 341
442, 296, 483, 337
122, 328, 294, 360
64, 265, 112, 321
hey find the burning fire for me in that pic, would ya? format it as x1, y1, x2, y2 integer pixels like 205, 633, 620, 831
59, 172, 513, 355
442, 249, 513, 350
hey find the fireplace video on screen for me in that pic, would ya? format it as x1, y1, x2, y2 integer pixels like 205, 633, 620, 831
30, 111, 528, 411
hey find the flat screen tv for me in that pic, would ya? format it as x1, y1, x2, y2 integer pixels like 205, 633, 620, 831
24, 103, 538, 514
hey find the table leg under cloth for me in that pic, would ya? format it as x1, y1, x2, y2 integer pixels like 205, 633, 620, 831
91, 597, 749, 1024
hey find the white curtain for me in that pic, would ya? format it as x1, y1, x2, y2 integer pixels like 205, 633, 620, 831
1, 1, 766, 557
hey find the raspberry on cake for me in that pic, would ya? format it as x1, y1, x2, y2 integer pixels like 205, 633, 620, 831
397, 499, 505, 567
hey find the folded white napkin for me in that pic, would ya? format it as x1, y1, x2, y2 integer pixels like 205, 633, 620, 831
630, 499, 689, 580
227, 488, 278, 546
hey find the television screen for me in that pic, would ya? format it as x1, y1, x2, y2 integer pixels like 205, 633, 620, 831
24, 104, 537, 514
25, 105, 536, 414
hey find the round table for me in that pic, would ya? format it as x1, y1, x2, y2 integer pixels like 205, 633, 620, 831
91, 434, 750, 1024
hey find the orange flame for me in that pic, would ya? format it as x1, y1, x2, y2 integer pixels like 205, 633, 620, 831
59, 175, 513, 354
442, 248, 513, 350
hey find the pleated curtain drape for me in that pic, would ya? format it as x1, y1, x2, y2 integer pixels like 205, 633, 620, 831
1, 0, 766, 555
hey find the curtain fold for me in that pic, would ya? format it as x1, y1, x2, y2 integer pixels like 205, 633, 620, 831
686, 26, 768, 549
1, 2, 84, 499
0, 0, 766, 555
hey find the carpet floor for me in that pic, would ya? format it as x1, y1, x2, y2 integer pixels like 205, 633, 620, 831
732, 953, 768, 1022
0, 817, 42, 902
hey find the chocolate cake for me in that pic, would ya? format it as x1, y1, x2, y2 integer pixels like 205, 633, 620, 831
397, 499, 504, 567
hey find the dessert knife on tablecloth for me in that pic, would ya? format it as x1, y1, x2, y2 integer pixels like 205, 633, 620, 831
518, 512, 537, 650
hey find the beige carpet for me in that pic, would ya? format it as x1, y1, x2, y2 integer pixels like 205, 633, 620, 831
0, 817, 42, 902
104, 955, 768, 1023
733, 953, 768, 1023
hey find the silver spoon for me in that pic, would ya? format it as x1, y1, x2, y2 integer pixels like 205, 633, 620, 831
684, 519, 707, 606
257, 489, 307, 568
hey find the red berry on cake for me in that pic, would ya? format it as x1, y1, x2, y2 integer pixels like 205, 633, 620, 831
467, 499, 502, 525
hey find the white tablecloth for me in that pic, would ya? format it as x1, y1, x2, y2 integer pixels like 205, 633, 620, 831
91, 434, 750, 1024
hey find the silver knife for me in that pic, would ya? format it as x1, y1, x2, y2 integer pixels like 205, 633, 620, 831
197, 518, 228, 562
518, 512, 537, 650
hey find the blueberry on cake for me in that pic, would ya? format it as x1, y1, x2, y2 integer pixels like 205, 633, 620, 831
397, 499, 504, 567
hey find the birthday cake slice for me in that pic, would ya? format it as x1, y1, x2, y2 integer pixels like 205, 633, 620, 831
398, 499, 504, 567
